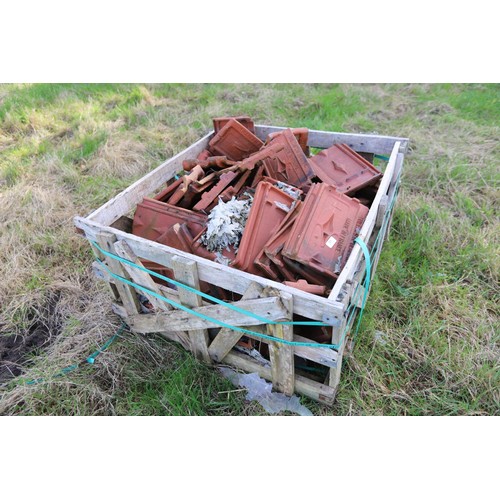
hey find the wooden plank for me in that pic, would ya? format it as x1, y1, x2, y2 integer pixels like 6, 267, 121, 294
223, 351, 336, 405
90, 237, 121, 301
75, 216, 345, 323
293, 335, 338, 368
114, 240, 172, 312
96, 231, 141, 316
171, 256, 212, 363
208, 282, 263, 362
268, 292, 295, 396
87, 131, 212, 225
375, 194, 388, 229
126, 297, 286, 333
255, 125, 409, 155
113, 241, 194, 352
93, 260, 214, 307
327, 331, 346, 393
210, 319, 338, 368
213, 322, 338, 369
328, 141, 401, 301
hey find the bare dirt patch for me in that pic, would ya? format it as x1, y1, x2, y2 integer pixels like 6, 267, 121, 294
0, 292, 63, 383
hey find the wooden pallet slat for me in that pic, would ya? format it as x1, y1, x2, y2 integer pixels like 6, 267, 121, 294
127, 297, 287, 333
268, 292, 295, 396
171, 256, 212, 363
208, 282, 263, 362
96, 231, 141, 316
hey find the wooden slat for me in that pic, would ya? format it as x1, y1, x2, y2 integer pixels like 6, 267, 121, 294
91, 239, 121, 301
75, 217, 345, 323
114, 240, 172, 312
293, 335, 338, 368
171, 256, 211, 363
87, 131, 212, 225
97, 262, 339, 368
375, 194, 388, 229
223, 351, 336, 405
255, 125, 409, 155
216, 323, 338, 369
208, 282, 263, 362
126, 296, 286, 333
96, 231, 141, 316
327, 334, 346, 392
113, 241, 194, 352
268, 292, 295, 396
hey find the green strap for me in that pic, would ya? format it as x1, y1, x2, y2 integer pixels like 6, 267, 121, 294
24, 323, 125, 386
92, 237, 374, 350
95, 258, 343, 349
91, 241, 328, 328
351, 238, 371, 342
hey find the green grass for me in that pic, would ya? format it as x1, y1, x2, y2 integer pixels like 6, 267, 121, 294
0, 83, 498, 415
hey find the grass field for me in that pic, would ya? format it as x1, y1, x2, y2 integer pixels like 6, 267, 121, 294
0, 83, 498, 416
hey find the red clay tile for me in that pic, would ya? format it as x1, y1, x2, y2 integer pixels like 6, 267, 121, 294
154, 177, 183, 203
259, 176, 303, 199
309, 143, 382, 195
282, 183, 369, 279
281, 256, 328, 286
156, 223, 193, 253
197, 149, 211, 162
283, 279, 326, 295
213, 115, 255, 134
267, 127, 309, 155
239, 141, 284, 171
219, 169, 252, 202
231, 182, 295, 275
261, 129, 313, 191
254, 251, 282, 281
192, 171, 238, 212
209, 119, 263, 161
132, 198, 207, 241
263, 200, 302, 274
168, 166, 205, 205
250, 164, 266, 188
177, 178, 217, 210
182, 156, 236, 172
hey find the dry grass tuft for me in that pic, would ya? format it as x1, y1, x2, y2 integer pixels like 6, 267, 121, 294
88, 138, 149, 178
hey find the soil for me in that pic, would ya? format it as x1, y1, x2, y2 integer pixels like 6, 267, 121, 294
0, 292, 63, 383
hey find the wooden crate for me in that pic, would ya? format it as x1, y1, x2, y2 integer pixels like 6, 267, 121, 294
74, 125, 409, 405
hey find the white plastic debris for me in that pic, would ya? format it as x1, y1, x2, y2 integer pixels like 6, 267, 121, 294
374, 330, 388, 345
200, 196, 253, 254
219, 367, 313, 416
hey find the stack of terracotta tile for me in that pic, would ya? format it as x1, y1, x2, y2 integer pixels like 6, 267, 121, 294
131, 115, 383, 298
